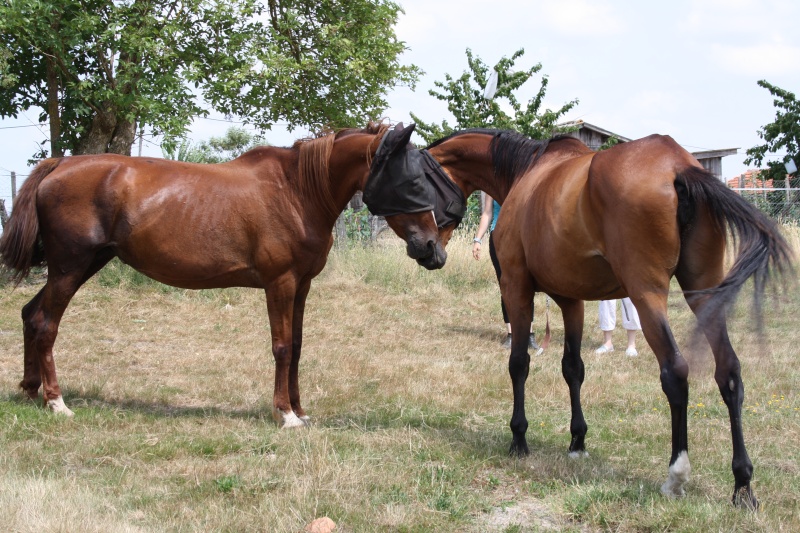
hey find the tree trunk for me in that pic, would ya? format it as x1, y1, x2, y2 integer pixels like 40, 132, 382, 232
45, 56, 63, 158
74, 108, 117, 155
108, 119, 136, 155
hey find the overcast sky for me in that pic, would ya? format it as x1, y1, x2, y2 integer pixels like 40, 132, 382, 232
2, 0, 799, 205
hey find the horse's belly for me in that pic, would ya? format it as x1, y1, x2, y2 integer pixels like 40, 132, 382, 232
529, 248, 621, 301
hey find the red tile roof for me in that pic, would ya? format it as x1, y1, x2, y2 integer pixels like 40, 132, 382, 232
727, 169, 774, 189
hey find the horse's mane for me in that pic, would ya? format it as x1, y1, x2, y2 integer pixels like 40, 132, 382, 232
427, 129, 579, 188
293, 122, 390, 219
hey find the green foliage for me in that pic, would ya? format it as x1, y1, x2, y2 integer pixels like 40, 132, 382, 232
341, 207, 373, 241
598, 136, 620, 151
0, 0, 420, 159
410, 48, 578, 144
745, 80, 800, 187
163, 127, 265, 163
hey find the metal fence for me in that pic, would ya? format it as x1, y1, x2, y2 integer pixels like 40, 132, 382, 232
730, 188, 800, 223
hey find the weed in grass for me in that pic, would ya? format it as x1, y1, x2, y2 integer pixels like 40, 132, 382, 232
214, 475, 241, 493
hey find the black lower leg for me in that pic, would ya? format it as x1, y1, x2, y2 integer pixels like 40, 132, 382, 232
508, 345, 530, 456
562, 338, 587, 453
660, 358, 689, 464
716, 364, 757, 508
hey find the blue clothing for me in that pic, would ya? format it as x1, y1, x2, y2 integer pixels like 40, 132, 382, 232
490, 200, 501, 231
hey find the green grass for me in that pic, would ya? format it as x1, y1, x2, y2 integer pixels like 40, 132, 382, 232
0, 229, 798, 532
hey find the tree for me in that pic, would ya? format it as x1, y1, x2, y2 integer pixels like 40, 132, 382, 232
410, 48, 578, 225
0, 0, 420, 159
410, 48, 578, 144
745, 80, 800, 188
162, 127, 264, 163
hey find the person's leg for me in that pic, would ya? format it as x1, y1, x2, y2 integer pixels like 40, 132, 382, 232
620, 297, 641, 355
596, 300, 616, 353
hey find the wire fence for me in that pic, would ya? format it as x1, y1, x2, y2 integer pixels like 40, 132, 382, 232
730, 188, 800, 223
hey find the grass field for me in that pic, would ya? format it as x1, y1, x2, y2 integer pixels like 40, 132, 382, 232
1, 228, 798, 532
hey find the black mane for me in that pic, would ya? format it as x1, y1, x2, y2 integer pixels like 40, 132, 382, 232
426, 129, 578, 188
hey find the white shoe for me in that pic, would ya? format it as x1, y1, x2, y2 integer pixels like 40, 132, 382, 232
595, 345, 614, 354
625, 347, 638, 357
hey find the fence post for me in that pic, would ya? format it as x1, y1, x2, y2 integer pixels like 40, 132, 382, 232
11, 170, 16, 202
0, 198, 8, 229
334, 212, 346, 246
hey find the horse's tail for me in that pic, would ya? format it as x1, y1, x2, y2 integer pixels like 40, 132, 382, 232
0, 158, 62, 285
675, 166, 794, 323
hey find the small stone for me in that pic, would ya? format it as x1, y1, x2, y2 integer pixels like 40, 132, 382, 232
304, 516, 336, 533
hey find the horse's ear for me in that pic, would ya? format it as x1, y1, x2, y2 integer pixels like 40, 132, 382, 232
390, 123, 416, 154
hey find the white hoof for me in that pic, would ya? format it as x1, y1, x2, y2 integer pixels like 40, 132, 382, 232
661, 451, 691, 498
47, 396, 75, 417
568, 450, 589, 459
273, 408, 309, 429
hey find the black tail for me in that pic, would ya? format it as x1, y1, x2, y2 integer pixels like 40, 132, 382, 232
675, 166, 794, 324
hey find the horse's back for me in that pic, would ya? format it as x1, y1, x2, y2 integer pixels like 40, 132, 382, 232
33, 154, 304, 288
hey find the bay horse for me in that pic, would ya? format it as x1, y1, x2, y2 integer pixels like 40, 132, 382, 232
368, 126, 793, 507
0, 122, 447, 428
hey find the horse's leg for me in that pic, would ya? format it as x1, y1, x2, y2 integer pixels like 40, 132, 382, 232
21, 253, 113, 414
20, 289, 45, 399
265, 274, 306, 429
551, 296, 588, 458
288, 277, 312, 423
501, 269, 535, 456
676, 236, 757, 508
629, 291, 691, 498
23, 275, 84, 415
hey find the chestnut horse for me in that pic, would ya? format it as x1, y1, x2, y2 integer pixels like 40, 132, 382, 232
0, 122, 445, 428
369, 128, 793, 507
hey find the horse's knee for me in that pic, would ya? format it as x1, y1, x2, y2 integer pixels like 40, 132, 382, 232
272, 342, 291, 363
660, 356, 689, 404
715, 362, 744, 408
508, 350, 530, 379
561, 356, 585, 385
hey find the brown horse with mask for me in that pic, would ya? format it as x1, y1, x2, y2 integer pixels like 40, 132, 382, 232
0, 122, 445, 429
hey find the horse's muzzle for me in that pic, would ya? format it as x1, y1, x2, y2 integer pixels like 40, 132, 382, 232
407, 238, 447, 270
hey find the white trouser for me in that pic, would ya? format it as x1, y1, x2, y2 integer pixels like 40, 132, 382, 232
598, 298, 641, 331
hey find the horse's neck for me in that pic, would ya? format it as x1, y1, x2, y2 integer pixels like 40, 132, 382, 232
326, 134, 375, 216
429, 143, 509, 203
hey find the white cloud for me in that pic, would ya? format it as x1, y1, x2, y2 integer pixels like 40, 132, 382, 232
628, 90, 680, 114
710, 41, 800, 77
540, 0, 625, 37
682, 0, 798, 35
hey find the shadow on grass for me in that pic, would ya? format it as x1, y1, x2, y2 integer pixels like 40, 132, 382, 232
0, 389, 270, 422
2, 389, 669, 496
317, 404, 668, 494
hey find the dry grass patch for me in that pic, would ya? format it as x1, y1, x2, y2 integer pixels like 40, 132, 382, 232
1, 229, 798, 532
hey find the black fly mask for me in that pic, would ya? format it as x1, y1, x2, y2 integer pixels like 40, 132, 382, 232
363, 123, 466, 229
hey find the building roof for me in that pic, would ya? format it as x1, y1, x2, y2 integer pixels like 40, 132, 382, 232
692, 148, 739, 160
726, 169, 774, 189
560, 120, 632, 143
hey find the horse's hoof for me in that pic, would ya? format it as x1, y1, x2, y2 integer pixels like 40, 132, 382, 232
660, 451, 691, 498
46, 396, 75, 417
273, 408, 309, 429
508, 441, 530, 458
19, 381, 41, 400
22, 389, 39, 401
568, 450, 589, 459
732, 486, 759, 511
